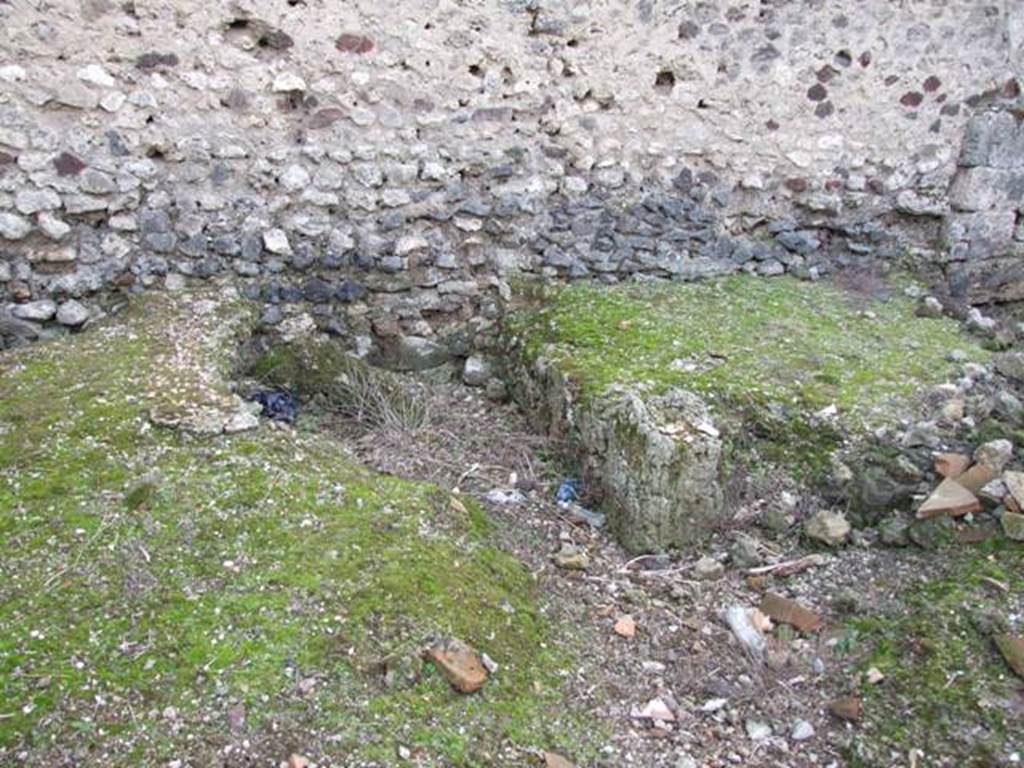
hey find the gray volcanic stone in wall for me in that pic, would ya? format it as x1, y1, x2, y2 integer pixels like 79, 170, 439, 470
949, 167, 1023, 212
961, 111, 1024, 169
951, 257, 1024, 304
56, 299, 89, 327
13, 299, 57, 321
776, 230, 821, 255
139, 209, 176, 253
393, 335, 449, 372
944, 104, 1024, 303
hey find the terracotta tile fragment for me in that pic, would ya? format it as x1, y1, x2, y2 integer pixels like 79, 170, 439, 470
759, 592, 823, 633
916, 478, 982, 519
424, 639, 488, 694
828, 696, 862, 721
934, 452, 970, 478
956, 464, 996, 494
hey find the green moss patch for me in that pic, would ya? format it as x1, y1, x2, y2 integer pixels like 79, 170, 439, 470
506, 275, 988, 479
0, 293, 593, 766
842, 541, 1024, 765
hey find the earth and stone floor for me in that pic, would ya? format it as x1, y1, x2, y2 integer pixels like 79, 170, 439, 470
2, 275, 1024, 768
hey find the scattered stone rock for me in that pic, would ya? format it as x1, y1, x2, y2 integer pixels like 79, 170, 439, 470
804, 509, 850, 546
791, 720, 815, 741
994, 390, 1024, 424
335, 33, 375, 54
878, 516, 910, 547
462, 354, 492, 387
856, 466, 915, 512
55, 82, 99, 109
893, 455, 925, 484
916, 478, 982, 519
723, 604, 766, 659
729, 534, 761, 568
745, 719, 772, 741
916, 295, 944, 318
865, 666, 885, 685
53, 151, 87, 177
38, 245, 77, 264
136, 52, 179, 70
423, 638, 488, 694
0, 313, 40, 342
77, 63, 115, 87
902, 421, 940, 448
38, 211, 71, 240
693, 555, 724, 580
1000, 510, 1024, 541
631, 697, 676, 722
288, 754, 310, 768
225, 401, 261, 434
613, 614, 637, 638
828, 696, 863, 722
966, 307, 997, 335
279, 163, 311, 192
980, 477, 1009, 505
484, 488, 525, 506
553, 543, 589, 571
15, 188, 61, 215
974, 439, 1013, 473
759, 592, 823, 633
278, 313, 315, 343
908, 515, 955, 550
1005, 471, 1024, 507
485, 378, 508, 402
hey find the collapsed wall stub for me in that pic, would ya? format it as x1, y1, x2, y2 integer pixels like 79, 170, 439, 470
945, 108, 1024, 304
0, 1, 1021, 355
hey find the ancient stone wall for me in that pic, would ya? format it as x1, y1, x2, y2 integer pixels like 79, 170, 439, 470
0, 0, 1021, 356
946, 108, 1024, 304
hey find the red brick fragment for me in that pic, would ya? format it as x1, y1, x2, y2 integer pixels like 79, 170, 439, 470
759, 592, 823, 634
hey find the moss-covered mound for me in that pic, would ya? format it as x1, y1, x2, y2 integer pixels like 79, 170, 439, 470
843, 540, 1024, 766
0, 291, 591, 766
507, 275, 989, 482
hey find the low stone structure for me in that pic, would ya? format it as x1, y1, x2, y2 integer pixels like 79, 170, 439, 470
505, 276, 991, 552
512, 353, 724, 552
945, 109, 1024, 303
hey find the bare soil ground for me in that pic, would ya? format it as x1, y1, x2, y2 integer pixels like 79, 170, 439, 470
317, 371, 1024, 768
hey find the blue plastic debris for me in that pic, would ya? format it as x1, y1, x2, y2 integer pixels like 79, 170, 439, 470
555, 478, 604, 528
556, 478, 582, 504
253, 390, 300, 423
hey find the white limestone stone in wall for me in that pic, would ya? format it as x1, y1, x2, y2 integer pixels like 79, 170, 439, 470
0, 2, 1015, 199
